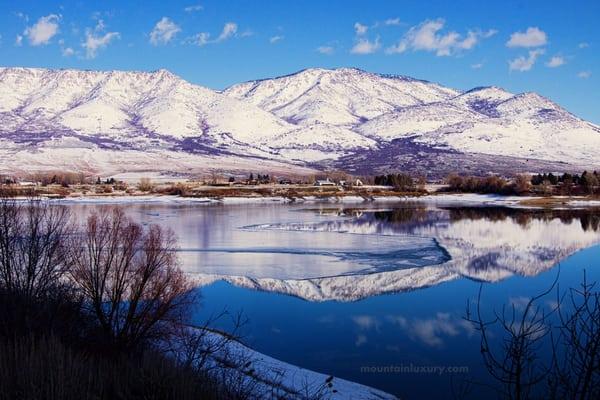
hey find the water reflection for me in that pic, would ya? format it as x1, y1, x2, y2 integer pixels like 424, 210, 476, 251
189, 205, 600, 301
66, 203, 600, 301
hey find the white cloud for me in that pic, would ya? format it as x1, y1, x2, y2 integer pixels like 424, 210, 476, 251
316, 45, 334, 55
388, 313, 472, 348
216, 22, 237, 42
15, 35, 23, 46
578, 71, 591, 79
384, 18, 401, 26
240, 30, 254, 37
184, 4, 203, 12
386, 19, 494, 56
15, 12, 29, 22
82, 20, 120, 59
546, 55, 565, 68
355, 334, 367, 347
350, 36, 381, 54
24, 14, 60, 46
188, 22, 238, 46
58, 39, 74, 56
471, 62, 484, 69
150, 17, 181, 45
62, 46, 74, 56
483, 29, 499, 38
506, 27, 547, 48
508, 48, 545, 72
509, 296, 531, 311
189, 32, 210, 46
269, 35, 284, 44
352, 315, 380, 330
578, 42, 589, 49
354, 22, 368, 35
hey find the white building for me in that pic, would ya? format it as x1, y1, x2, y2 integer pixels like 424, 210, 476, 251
314, 178, 336, 186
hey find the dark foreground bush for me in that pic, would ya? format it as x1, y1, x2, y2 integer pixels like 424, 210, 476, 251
0, 286, 234, 400
0, 334, 223, 400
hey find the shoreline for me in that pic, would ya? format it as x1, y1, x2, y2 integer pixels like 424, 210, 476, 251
194, 329, 398, 400
36, 192, 600, 208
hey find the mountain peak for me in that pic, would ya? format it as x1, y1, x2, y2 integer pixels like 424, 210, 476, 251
223, 67, 459, 126
463, 85, 510, 95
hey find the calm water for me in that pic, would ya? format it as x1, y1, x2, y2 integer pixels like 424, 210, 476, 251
68, 201, 600, 399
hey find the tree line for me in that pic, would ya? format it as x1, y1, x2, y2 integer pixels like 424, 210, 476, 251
530, 171, 599, 195
444, 171, 600, 196
373, 173, 426, 192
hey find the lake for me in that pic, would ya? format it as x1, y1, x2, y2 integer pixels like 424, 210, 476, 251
68, 200, 600, 399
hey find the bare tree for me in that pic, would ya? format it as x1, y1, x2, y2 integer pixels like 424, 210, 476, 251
65, 207, 194, 350
465, 271, 600, 400
549, 271, 600, 400
464, 278, 558, 400
0, 197, 72, 299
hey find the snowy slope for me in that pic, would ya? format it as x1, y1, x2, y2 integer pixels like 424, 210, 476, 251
224, 67, 460, 126
417, 92, 600, 164
0, 67, 292, 143
226, 69, 600, 168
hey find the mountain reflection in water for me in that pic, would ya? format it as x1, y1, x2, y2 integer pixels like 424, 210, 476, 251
189, 205, 600, 301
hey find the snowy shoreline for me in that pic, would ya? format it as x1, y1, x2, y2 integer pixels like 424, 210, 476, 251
192, 329, 398, 400
43, 192, 600, 208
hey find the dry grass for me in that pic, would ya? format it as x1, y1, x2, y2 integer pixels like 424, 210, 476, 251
518, 196, 584, 207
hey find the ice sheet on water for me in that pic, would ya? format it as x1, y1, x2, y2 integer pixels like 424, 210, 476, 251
217, 220, 452, 277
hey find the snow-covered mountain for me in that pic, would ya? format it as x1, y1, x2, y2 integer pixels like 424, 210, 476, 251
224, 67, 459, 126
1, 66, 599, 177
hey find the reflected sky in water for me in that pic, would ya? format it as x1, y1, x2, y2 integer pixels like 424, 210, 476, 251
67, 202, 600, 398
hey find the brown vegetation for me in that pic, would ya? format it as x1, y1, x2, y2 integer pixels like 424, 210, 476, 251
65, 208, 194, 351
138, 177, 155, 192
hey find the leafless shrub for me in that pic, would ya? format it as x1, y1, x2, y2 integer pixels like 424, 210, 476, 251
159, 183, 192, 196
0, 197, 72, 299
513, 174, 531, 195
548, 271, 600, 399
465, 280, 556, 400
65, 207, 195, 351
138, 177, 154, 192
465, 271, 600, 400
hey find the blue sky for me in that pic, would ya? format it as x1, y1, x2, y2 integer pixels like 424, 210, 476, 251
1, 0, 598, 122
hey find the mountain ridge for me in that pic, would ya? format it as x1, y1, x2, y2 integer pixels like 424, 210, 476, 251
1, 66, 598, 178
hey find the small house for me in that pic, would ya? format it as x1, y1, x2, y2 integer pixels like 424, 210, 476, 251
314, 178, 336, 187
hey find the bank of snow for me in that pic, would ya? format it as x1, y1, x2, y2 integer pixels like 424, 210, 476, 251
418, 193, 534, 206
173, 328, 398, 400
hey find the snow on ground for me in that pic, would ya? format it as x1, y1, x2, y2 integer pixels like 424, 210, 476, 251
53, 195, 218, 204
418, 193, 536, 206
568, 199, 600, 207
187, 330, 398, 399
